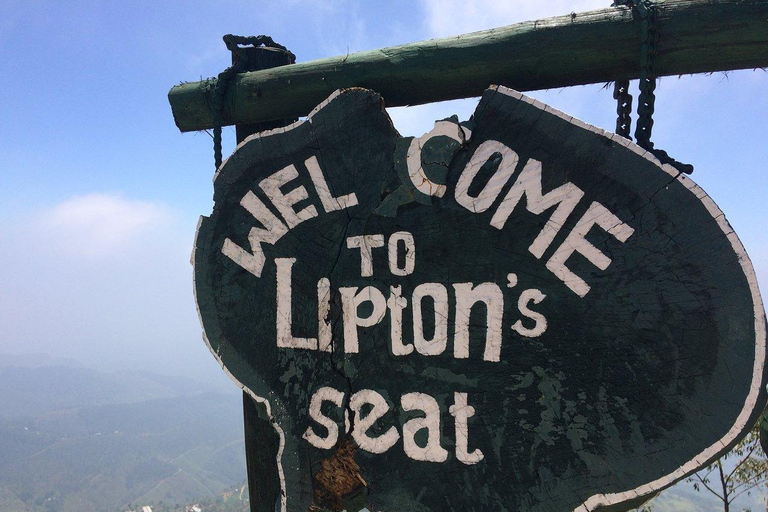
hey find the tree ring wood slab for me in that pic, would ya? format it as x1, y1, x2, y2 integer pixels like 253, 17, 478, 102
193, 86, 767, 512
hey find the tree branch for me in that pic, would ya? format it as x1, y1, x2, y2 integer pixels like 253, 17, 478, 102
730, 477, 768, 501
727, 444, 758, 480
694, 472, 725, 501
730, 472, 768, 495
718, 460, 729, 503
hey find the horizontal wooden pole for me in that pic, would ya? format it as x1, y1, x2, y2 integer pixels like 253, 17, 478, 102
168, 0, 768, 132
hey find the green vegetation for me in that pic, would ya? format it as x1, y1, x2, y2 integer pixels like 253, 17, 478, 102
688, 423, 768, 512
0, 364, 246, 512
635, 422, 768, 512
125, 483, 250, 512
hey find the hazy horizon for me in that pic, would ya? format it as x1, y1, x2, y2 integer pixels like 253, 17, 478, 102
1, 2, 767, 510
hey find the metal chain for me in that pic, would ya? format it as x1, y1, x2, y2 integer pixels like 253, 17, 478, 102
210, 35, 296, 170
613, 80, 633, 139
634, 0, 656, 149
611, 0, 633, 139
636, 0, 693, 174
611, 0, 693, 174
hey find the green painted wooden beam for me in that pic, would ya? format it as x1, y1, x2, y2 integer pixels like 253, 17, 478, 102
168, 0, 768, 132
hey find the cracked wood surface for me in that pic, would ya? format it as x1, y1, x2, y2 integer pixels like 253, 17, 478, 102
193, 87, 766, 512
169, 0, 768, 131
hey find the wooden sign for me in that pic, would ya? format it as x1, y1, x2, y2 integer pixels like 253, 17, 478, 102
194, 86, 767, 512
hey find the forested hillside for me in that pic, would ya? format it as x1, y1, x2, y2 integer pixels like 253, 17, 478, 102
0, 357, 246, 512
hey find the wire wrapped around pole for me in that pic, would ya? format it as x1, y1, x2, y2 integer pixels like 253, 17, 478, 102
211, 35, 296, 170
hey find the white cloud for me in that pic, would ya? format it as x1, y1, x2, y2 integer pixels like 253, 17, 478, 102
39, 193, 173, 258
423, 0, 608, 38
0, 193, 221, 381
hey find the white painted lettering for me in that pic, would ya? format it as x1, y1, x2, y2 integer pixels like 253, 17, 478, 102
346, 235, 385, 277
452, 282, 505, 362
317, 277, 332, 352
275, 258, 317, 350
387, 285, 413, 356
350, 389, 400, 454
546, 201, 635, 297
305, 155, 359, 212
259, 164, 318, 229
406, 120, 469, 198
339, 286, 387, 354
449, 392, 484, 465
388, 231, 416, 276
512, 289, 547, 337
490, 158, 585, 259
304, 389, 484, 465
303, 386, 344, 450
401, 392, 449, 463
455, 140, 518, 213
221, 190, 288, 278
412, 283, 449, 356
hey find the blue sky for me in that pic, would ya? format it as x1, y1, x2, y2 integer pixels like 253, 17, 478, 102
0, 1, 766, 510
0, 0, 766, 386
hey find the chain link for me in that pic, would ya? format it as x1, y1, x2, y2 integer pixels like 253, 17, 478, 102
210, 35, 296, 170
612, 1, 634, 140
634, 0, 656, 149
613, 80, 633, 139
611, 0, 693, 174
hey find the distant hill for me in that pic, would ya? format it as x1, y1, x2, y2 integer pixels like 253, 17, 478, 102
0, 364, 222, 419
0, 359, 247, 512
0, 353, 82, 370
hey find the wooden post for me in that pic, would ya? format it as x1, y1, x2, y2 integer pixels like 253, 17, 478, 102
168, 0, 768, 132
226, 41, 296, 512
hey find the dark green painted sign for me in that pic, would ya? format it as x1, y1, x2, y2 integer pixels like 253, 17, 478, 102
194, 87, 767, 512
